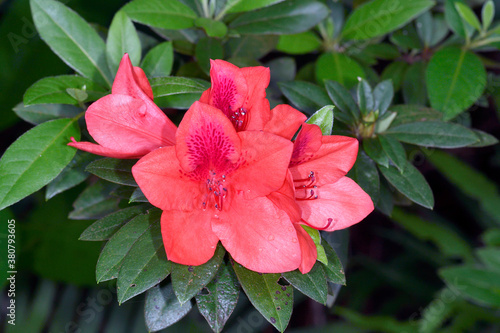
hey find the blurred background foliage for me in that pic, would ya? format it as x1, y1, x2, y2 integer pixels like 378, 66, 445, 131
1, 0, 500, 332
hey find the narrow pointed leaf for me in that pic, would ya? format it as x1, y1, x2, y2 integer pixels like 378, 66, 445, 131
130, 188, 148, 203
13, 103, 82, 125
455, 3, 482, 32
322, 240, 346, 285
86, 158, 138, 186
357, 79, 374, 116
122, 0, 197, 30
278, 81, 331, 115
389, 105, 442, 127
325, 80, 360, 124
306, 105, 334, 135
476, 247, 500, 272
373, 80, 394, 115
151, 77, 210, 109
351, 151, 380, 204
141, 42, 174, 77
482, 0, 494, 30
225, 0, 284, 14
363, 138, 390, 168
468, 130, 498, 147
378, 135, 406, 171
283, 264, 328, 304
69, 181, 120, 220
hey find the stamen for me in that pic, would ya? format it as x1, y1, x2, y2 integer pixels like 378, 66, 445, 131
202, 172, 228, 211
230, 107, 248, 131
301, 218, 337, 231
294, 171, 317, 189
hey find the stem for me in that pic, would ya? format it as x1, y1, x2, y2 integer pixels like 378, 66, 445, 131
201, 0, 210, 18
469, 36, 500, 49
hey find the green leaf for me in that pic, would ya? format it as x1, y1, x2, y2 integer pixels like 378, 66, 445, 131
232, 262, 293, 332
195, 264, 240, 333
315, 52, 365, 89
389, 105, 443, 127
301, 225, 327, 265
477, 247, 500, 272
13, 103, 82, 125
321, 240, 346, 285
69, 181, 120, 220
351, 151, 380, 204
426, 47, 486, 120
278, 81, 331, 114
379, 161, 434, 209
24, 75, 107, 106
357, 78, 374, 116
225, 35, 278, 60
445, 0, 468, 37
283, 264, 328, 305
374, 111, 397, 134
195, 37, 224, 74
79, 205, 149, 241
171, 244, 225, 304
324, 80, 360, 124
378, 135, 406, 171
117, 219, 172, 304
95, 210, 161, 282
482, 229, 500, 246
145, 284, 193, 332
384, 121, 479, 148
151, 76, 210, 109
0, 118, 80, 211
141, 42, 174, 77
30, 0, 112, 88
86, 158, 138, 186
468, 129, 498, 147
416, 11, 433, 46
106, 11, 142, 75
363, 138, 390, 168
130, 188, 148, 203
439, 265, 500, 307
229, 0, 328, 35
45, 151, 97, 200
276, 31, 322, 54
482, 0, 495, 30
381, 61, 409, 91
341, 0, 435, 40
306, 105, 334, 135
373, 80, 394, 115
195, 17, 228, 38
225, 0, 284, 14
402, 62, 428, 105
455, 3, 482, 32
122, 0, 197, 30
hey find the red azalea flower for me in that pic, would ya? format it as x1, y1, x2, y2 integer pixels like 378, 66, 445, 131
68, 54, 177, 158
132, 101, 302, 273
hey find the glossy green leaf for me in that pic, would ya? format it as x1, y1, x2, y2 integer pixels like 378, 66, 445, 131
195, 17, 228, 38
79, 205, 149, 241
232, 262, 293, 332
402, 62, 427, 105
378, 135, 406, 171
229, 0, 328, 35
385, 121, 479, 148
195, 37, 224, 74
283, 264, 328, 305
68, 180, 120, 220
0, 118, 80, 211
341, 0, 435, 40
316, 52, 365, 89
381, 61, 409, 91
439, 265, 500, 307
416, 11, 433, 46
141, 42, 174, 77
373, 80, 394, 115
276, 31, 322, 54
278, 81, 331, 114
306, 105, 334, 135
426, 47, 486, 120
145, 284, 193, 332
301, 225, 327, 265
30, 0, 112, 88
151, 76, 210, 109
477, 247, 500, 272
130, 188, 148, 203
106, 11, 142, 75
24, 75, 107, 106
95, 210, 161, 282
445, 0, 468, 37
324, 80, 360, 124
122, 0, 197, 30
13, 103, 82, 125
86, 158, 138, 186
195, 264, 240, 333
225, 35, 278, 59
225, 0, 284, 14
363, 138, 390, 168
482, 229, 500, 246
374, 111, 397, 134
351, 151, 380, 204
321, 240, 346, 285
482, 0, 494, 30
117, 219, 172, 304
469, 129, 499, 147
45, 151, 97, 200
379, 161, 434, 209
171, 244, 225, 304
357, 78, 374, 116
389, 105, 443, 127
455, 3, 482, 32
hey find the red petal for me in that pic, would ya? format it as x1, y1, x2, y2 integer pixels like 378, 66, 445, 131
264, 104, 307, 140
161, 210, 219, 266
232, 130, 293, 198
240, 66, 271, 131
290, 123, 323, 166
132, 146, 201, 211
133, 67, 154, 100
67, 139, 143, 159
212, 194, 301, 273
267, 171, 302, 223
175, 101, 241, 174
298, 177, 374, 231
294, 224, 317, 274
85, 94, 176, 156
112, 54, 154, 100
290, 135, 359, 186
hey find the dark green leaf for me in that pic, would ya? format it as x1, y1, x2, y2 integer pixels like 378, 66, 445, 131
316, 52, 365, 89
389, 105, 443, 127
69, 181, 120, 220
373, 80, 394, 115
130, 188, 148, 203
13, 103, 82, 125
145, 284, 193, 332
276, 31, 322, 54
225, 35, 278, 59
95, 210, 161, 282
385, 121, 479, 148
377, 179, 394, 216
341, 0, 435, 40
0, 118, 80, 211
151, 77, 210, 109
141, 42, 174, 77
24, 75, 107, 106
306, 105, 334, 135
106, 10, 142, 75
391, 24, 423, 50
379, 161, 434, 209
229, 0, 328, 35
283, 264, 328, 304
171, 244, 225, 304
416, 11, 433, 46
195, 264, 240, 333
378, 135, 406, 171
402, 62, 428, 105
363, 138, 390, 168
232, 262, 293, 332
477, 247, 500, 272
30, 0, 112, 87
426, 47, 486, 120
79, 205, 149, 241
86, 158, 138, 186
278, 81, 331, 114
357, 78, 374, 116
122, 0, 197, 30
321, 238, 346, 285
468, 130, 498, 147
117, 219, 172, 304
445, 0, 468, 37
194, 17, 228, 38
325, 80, 360, 124
381, 61, 409, 91
482, 229, 500, 246
195, 37, 224, 74
225, 0, 284, 14
351, 151, 380, 204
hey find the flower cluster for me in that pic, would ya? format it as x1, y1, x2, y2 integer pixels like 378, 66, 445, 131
70, 54, 374, 274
